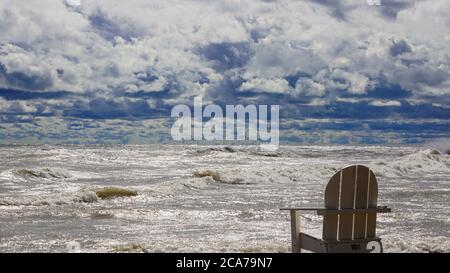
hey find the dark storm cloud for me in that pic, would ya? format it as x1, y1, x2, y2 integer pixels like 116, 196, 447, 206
0, 88, 71, 100
88, 9, 143, 43
307, 0, 350, 20
0, 64, 54, 91
390, 39, 412, 57
0, 0, 448, 144
379, 0, 414, 19
197, 42, 254, 71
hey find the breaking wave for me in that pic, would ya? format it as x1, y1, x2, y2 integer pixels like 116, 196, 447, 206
374, 149, 449, 176
193, 169, 256, 185
194, 146, 281, 158
12, 168, 71, 180
0, 188, 140, 207
195, 146, 238, 154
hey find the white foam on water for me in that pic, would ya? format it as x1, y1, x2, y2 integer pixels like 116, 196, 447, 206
374, 149, 450, 177
0, 145, 448, 252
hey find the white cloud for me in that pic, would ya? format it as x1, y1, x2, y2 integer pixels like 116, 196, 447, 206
0, 98, 8, 110
8, 101, 38, 113
294, 78, 326, 97
369, 100, 402, 107
238, 77, 291, 94
0, 99, 38, 113
65, 0, 81, 7
0, 0, 448, 104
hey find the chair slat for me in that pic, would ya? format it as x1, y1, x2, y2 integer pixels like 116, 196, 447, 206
353, 166, 370, 239
366, 171, 379, 237
282, 164, 388, 252
338, 166, 356, 241
323, 171, 341, 240
322, 165, 381, 241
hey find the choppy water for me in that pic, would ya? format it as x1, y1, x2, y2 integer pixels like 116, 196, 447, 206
0, 144, 449, 253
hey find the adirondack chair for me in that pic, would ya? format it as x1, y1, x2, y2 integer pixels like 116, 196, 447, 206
281, 165, 391, 253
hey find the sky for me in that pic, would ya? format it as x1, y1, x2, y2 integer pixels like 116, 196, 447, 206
0, 0, 449, 145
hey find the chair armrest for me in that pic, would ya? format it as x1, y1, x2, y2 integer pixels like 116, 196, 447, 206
316, 207, 392, 216
280, 207, 324, 212
280, 206, 392, 215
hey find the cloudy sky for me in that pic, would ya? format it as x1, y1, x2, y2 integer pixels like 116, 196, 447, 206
0, 0, 449, 144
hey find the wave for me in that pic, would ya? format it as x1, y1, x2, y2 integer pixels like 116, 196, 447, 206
194, 146, 281, 158
251, 151, 281, 157
374, 149, 449, 176
12, 168, 71, 180
195, 146, 237, 154
193, 169, 255, 185
0, 190, 106, 207
0, 196, 72, 207
383, 235, 450, 253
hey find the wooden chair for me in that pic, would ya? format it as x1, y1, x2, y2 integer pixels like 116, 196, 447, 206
281, 165, 391, 253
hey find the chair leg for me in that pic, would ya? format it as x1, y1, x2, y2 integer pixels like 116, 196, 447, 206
300, 233, 326, 253
290, 210, 301, 253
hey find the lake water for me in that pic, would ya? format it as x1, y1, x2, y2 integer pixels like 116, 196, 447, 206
0, 144, 449, 252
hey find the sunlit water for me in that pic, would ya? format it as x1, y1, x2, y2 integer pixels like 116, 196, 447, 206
0, 144, 449, 252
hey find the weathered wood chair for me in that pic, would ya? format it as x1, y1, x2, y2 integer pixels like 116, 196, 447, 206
281, 165, 391, 253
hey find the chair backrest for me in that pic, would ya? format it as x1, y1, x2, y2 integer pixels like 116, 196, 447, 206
322, 165, 378, 241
